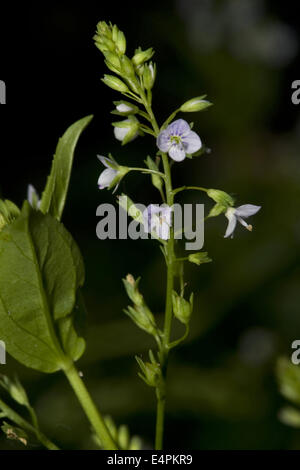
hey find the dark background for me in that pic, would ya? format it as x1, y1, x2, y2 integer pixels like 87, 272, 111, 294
0, 0, 300, 449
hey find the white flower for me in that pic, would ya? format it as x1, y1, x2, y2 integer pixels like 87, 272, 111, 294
113, 117, 139, 145
224, 204, 261, 238
143, 204, 173, 240
97, 156, 119, 190
116, 103, 135, 113
157, 119, 202, 162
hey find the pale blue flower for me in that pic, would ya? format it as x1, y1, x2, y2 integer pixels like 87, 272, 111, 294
224, 204, 261, 238
143, 204, 173, 240
157, 119, 202, 162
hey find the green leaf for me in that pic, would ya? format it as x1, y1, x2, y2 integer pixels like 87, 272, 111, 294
40, 115, 93, 221
0, 203, 85, 372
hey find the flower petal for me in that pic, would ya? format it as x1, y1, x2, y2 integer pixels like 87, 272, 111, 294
168, 119, 190, 136
224, 213, 237, 238
97, 155, 114, 168
114, 126, 130, 141
157, 130, 171, 152
160, 221, 171, 240
98, 168, 117, 189
235, 204, 261, 218
169, 144, 186, 162
183, 131, 202, 154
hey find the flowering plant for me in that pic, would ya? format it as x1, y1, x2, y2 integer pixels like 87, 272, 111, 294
0, 20, 261, 450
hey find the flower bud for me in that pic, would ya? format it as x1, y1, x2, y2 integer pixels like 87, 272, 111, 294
112, 117, 139, 145
0, 375, 29, 408
172, 291, 193, 325
123, 274, 144, 306
132, 47, 154, 67
125, 304, 157, 335
180, 96, 213, 113
120, 55, 135, 77
113, 100, 139, 115
101, 75, 129, 93
143, 62, 156, 90
117, 30, 126, 55
103, 51, 122, 74
136, 353, 162, 388
207, 189, 234, 207
188, 252, 212, 266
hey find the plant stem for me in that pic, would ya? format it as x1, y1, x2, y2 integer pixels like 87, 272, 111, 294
139, 88, 176, 450
63, 361, 118, 450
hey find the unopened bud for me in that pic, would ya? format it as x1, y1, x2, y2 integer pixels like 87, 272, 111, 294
172, 291, 193, 325
132, 47, 154, 67
123, 274, 144, 306
188, 252, 212, 266
112, 117, 139, 145
113, 100, 139, 115
180, 96, 213, 113
207, 189, 234, 207
101, 75, 129, 93
143, 62, 156, 90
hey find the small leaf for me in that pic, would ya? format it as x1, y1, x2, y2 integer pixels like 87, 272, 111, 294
40, 115, 93, 221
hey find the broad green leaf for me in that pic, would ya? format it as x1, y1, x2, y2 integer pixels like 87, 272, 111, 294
40, 115, 93, 221
0, 203, 85, 372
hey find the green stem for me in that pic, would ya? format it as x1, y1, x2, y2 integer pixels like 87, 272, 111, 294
139, 87, 176, 451
63, 361, 118, 450
173, 185, 208, 196
0, 397, 59, 450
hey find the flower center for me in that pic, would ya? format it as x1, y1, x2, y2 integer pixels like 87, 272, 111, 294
170, 135, 182, 145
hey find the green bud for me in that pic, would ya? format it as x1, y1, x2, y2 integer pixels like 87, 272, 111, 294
143, 62, 156, 90
207, 189, 234, 207
188, 252, 212, 266
132, 47, 154, 67
101, 75, 129, 93
120, 55, 135, 77
136, 354, 162, 388
180, 96, 213, 112
96, 21, 113, 39
103, 51, 122, 74
172, 291, 193, 325
117, 30, 126, 55
123, 274, 144, 306
0, 375, 30, 408
125, 304, 157, 335
145, 156, 163, 191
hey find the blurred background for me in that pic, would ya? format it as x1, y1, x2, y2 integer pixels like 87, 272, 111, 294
0, 0, 300, 449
